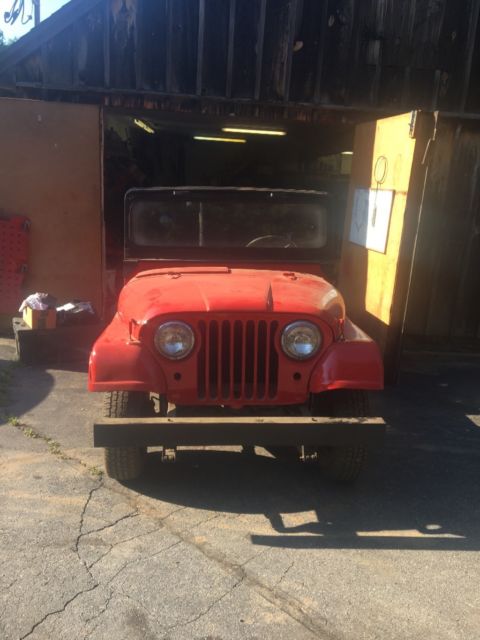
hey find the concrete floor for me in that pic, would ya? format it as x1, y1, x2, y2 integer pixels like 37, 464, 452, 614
1, 337, 480, 640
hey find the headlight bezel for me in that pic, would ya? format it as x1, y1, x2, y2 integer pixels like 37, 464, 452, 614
154, 320, 195, 360
281, 320, 322, 361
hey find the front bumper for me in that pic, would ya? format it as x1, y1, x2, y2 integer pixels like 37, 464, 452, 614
93, 416, 385, 448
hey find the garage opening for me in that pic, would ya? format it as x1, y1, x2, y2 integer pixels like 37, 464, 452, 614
102, 110, 355, 303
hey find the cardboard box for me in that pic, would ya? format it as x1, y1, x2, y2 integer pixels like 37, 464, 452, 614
22, 306, 56, 330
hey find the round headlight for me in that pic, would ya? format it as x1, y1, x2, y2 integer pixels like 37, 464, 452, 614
154, 321, 195, 360
281, 321, 322, 360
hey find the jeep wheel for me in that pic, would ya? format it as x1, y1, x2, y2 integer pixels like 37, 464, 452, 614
102, 391, 151, 481
313, 390, 369, 482
316, 444, 367, 482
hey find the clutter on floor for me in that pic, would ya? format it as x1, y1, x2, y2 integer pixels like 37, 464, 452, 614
14, 292, 103, 365
19, 292, 57, 329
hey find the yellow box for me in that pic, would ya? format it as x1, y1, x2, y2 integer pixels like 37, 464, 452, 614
22, 307, 56, 330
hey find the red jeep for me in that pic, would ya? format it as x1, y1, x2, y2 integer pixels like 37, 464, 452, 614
90, 187, 384, 481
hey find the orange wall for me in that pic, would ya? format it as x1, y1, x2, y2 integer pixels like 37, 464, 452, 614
0, 98, 103, 313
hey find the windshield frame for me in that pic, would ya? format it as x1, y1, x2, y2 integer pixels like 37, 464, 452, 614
124, 187, 334, 263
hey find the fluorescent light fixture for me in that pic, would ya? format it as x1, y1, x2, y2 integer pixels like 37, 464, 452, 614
341, 151, 353, 155
193, 136, 246, 143
222, 127, 286, 137
134, 118, 155, 134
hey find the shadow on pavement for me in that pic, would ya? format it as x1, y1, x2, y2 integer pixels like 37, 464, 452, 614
0, 359, 55, 421
129, 356, 480, 552
46, 360, 89, 373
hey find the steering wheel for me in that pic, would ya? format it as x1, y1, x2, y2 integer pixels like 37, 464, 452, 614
246, 234, 298, 248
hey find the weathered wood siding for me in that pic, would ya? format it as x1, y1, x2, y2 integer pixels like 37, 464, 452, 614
2, 0, 480, 118
405, 119, 480, 347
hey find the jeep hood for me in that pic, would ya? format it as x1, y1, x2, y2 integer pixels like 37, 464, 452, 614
117, 266, 345, 326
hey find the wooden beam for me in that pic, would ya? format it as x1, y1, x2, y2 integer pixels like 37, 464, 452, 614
401, 0, 417, 108
34, 0, 40, 26
196, 0, 206, 96
96, 417, 386, 425
371, 45, 382, 107
313, 0, 329, 103
94, 416, 386, 448
254, 0, 267, 100
135, 0, 144, 90
39, 41, 49, 100
41, 42, 48, 88
345, 0, 361, 106
165, 0, 174, 92
103, 0, 110, 88
460, 0, 480, 111
401, 67, 411, 109
20, 78, 480, 122
431, 69, 441, 111
226, 0, 236, 98
71, 22, 79, 86
283, 0, 298, 102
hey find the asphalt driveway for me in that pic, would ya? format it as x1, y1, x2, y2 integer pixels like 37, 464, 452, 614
1, 337, 480, 640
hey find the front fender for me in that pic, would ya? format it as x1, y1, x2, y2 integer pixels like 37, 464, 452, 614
309, 319, 384, 392
88, 315, 166, 393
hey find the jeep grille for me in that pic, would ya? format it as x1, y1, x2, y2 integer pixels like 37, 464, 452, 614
197, 319, 279, 401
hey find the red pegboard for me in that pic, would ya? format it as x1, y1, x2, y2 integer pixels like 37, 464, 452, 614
0, 215, 30, 314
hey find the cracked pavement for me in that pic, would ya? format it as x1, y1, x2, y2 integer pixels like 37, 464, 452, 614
1, 337, 480, 639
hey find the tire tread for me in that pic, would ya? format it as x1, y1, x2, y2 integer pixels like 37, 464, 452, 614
102, 391, 147, 481
316, 390, 370, 482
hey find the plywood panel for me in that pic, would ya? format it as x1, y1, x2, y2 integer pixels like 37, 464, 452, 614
0, 98, 103, 314
338, 112, 434, 380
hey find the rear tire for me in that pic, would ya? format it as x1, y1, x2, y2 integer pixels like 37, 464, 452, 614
313, 390, 369, 482
103, 391, 151, 481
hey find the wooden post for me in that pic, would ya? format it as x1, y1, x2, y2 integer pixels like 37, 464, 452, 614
33, 0, 40, 26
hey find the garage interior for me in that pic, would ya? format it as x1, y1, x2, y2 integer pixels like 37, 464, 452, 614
103, 110, 354, 274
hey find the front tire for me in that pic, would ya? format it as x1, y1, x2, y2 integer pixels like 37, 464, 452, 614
104, 446, 145, 481
103, 391, 151, 481
312, 390, 370, 482
316, 442, 367, 482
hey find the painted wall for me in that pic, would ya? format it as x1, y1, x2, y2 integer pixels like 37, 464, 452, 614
0, 98, 103, 313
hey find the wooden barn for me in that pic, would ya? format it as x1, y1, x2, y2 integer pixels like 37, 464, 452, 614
0, 0, 479, 371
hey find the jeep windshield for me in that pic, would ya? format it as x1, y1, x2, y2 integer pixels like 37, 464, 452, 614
125, 188, 330, 260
